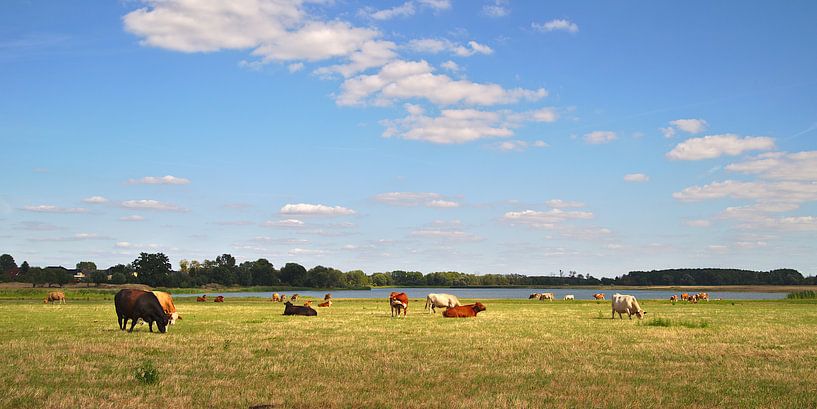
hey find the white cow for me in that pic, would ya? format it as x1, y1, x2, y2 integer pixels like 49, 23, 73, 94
425, 293, 462, 314
540, 293, 554, 302
563, 294, 574, 301
611, 293, 646, 320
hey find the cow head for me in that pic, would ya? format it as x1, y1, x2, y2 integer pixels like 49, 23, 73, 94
473, 302, 487, 313
169, 311, 180, 325
636, 310, 646, 319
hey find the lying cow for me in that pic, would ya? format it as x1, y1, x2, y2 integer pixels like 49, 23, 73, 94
611, 293, 646, 320
593, 293, 605, 300
443, 302, 486, 318
283, 301, 317, 316
318, 300, 332, 307
44, 291, 66, 304
389, 292, 409, 317
540, 293, 554, 302
290, 294, 299, 301
196, 295, 207, 302
425, 293, 461, 314
272, 293, 281, 302
564, 295, 574, 301
698, 292, 710, 301
303, 300, 313, 307
214, 295, 225, 303
152, 291, 180, 325
114, 289, 169, 333
324, 293, 332, 300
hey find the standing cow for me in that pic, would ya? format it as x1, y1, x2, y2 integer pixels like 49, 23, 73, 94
540, 293, 554, 302
593, 293, 605, 300
44, 291, 66, 304
564, 295, 575, 301
152, 291, 180, 325
611, 293, 646, 320
425, 293, 461, 314
389, 292, 409, 317
114, 289, 169, 333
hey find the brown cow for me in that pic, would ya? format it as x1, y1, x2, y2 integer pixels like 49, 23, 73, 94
280, 295, 288, 302
196, 295, 208, 302
681, 293, 689, 301
389, 292, 409, 317
670, 295, 678, 303
529, 293, 541, 299
593, 293, 605, 300
319, 300, 332, 307
303, 300, 313, 307
44, 291, 66, 304
114, 289, 169, 333
324, 293, 332, 300
290, 294, 299, 301
688, 294, 699, 303
442, 302, 487, 318
698, 292, 709, 301
272, 293, 281, 302
214, 295, 225, 303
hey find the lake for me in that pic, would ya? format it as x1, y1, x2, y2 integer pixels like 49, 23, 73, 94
174, 287, 789, 300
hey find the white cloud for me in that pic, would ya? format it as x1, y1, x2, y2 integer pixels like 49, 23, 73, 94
364, 2, 415, 20
406, 38, 493, 57
532, 19, 579, 33
493, 140, 549, 152
660, 126, 676, 139
121, 199, 187, 211
119, 215, 145, 222
21, 205, 88, 213
503, 208, 593, 229
482, 0, 509, 17
288, 62, 304, 72
623, 173, 649, 183
670, 119, 708, 134
411, 229, 480, 240
128, 175, 190, 185
584, 131, 617, 144
83, 196, 109, 204
280, 203, 356, 216
666, 134, 775, 160
374, 192, 459, 208
441, 60, 460, 73
726, 151, 817, 181
545, 199, 584, 209
263, 218, 305, 227
418, 0, 451, 10
30, 233, 111, 242
337, 59, 546, 106
686, 219, 711, 228
673, 180, 817, 203
116, 241, 160, 249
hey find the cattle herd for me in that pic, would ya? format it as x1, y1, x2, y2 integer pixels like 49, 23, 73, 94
42, 288, 714, 333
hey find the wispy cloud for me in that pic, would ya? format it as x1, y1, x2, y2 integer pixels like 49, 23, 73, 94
121, 200, 187, 211
532, 19, 579, 33
127, 175, 190, 185
280, 203, 356, 216
21, 205, 88, 213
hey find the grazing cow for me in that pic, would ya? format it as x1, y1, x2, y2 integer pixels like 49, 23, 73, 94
564, 295, 575, 301
425, 293, 462, 314
290, 294, 299, 301
611, 293, 646, 320
688, 294, 699, 304
114, 289, 169, 333
272, 293, 281, 302
214, 295, 225, 303
318, 300, 332, 307
196, 295, 207, 302
697, 292, 709, 302
540, 293, 554, 302
442, 302, 487, 318
681, 293, 689, 301
324, 293, 332, 300
152, 291, 180, 325
303, 300, 313, 307
529, 293, 542, 299
670, 295, 678, 303
281, 295, 288, 302
389, 292, 409, 317
44, 291, 66, 305
593, 293, 605, 300
283, 301, 317, 316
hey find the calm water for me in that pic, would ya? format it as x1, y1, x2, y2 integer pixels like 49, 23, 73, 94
174, 287, 788, 300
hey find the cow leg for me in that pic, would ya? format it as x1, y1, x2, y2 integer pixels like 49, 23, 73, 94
128, 319, 137, 332
612, 310, 615, 319
149, 321, 154, 332
118, 316, 123, 330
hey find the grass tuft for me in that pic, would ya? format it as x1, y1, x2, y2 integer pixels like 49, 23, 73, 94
645, 317, 710, 328
134, 360, 160, 385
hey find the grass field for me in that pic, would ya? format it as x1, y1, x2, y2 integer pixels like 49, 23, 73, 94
2, 296, 817, 408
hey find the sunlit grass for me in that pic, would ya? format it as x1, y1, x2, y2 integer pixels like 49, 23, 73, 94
1, 297, 816, 408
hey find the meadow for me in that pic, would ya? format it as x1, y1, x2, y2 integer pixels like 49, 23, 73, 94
1, 295, 817, 408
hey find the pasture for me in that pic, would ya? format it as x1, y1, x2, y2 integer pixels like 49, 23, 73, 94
1, 297, 816, 408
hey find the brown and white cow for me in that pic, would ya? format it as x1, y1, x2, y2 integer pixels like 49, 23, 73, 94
318, 300, 332, 307
152, 291, 180, 325
593, 293, 605, 300
389, 292, 409, 317
442, 302, 486, 318
540, 293, 554, 302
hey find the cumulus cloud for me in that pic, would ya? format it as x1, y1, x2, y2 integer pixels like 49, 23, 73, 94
128, 175, 190, 185
502, 208, 593, 229
623, 173, 649, 183
363, 2, 415, 20
83, 196, 109, 204
121, 199, 187, 211
666, 134, 775, 160
337, 60, 546, 106
406, 38, 493, 57
532, 19, 579, 33
660, 119, 708, 138
21, 205, 88, 213
280, 203, 356, 216
726, 151, 817, 181
584, 131, 617, 144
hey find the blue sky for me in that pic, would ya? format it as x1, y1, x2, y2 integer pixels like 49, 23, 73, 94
2, 0, 816, 276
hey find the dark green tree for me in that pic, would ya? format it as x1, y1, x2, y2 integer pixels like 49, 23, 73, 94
279, 263, 307, 286
110, 272, 127, 285
132, 253, 172, 287
91, 269, 108, 286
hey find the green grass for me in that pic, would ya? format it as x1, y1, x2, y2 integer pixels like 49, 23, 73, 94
644, 317, 710, 328
787, 290, 817, 299
2, 297, 817, 408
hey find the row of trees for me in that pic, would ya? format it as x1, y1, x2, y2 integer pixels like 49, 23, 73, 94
1, 253, 815, 288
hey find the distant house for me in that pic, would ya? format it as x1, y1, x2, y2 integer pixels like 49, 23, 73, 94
46, 266, 83, 282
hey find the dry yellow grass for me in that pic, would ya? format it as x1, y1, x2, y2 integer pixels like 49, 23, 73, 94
1, 298, 816, 408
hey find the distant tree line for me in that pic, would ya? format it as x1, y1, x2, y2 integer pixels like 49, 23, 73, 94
1, 252, 815, 288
